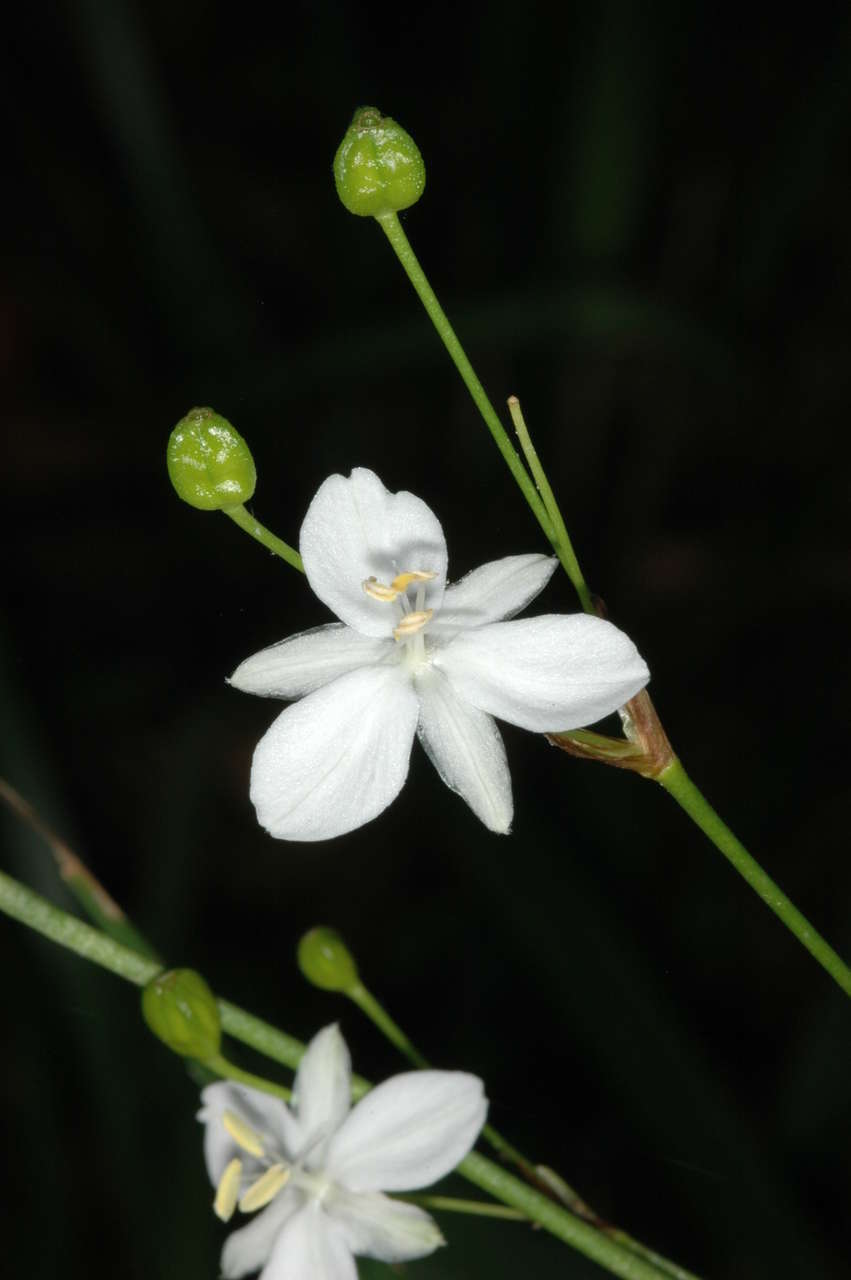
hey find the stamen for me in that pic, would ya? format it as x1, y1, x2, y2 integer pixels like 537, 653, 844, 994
222, 1110, 265, 1158
363, 569, 436, 603
214, 1158, 243, 1221
391, 570, 436, 591
238, 1164, 291, 1213
362, 576, 399, 602
393, 609, 433, 641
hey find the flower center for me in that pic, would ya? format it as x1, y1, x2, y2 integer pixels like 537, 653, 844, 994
213, 1110, 292, 1222
212, 1110, 333, 1224
362, 568, 436, 647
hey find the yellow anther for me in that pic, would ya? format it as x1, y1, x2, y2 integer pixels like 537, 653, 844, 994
238, 1164, 291, 1213
390, 570, 436, 592
363, 569, 436, 603
214, 1158, 243, 1222
362, 576, 399, 602
222, 1110, 265, 1157
393, 609, 433, 641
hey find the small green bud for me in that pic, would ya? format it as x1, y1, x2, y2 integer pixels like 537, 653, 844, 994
297, 927, 360, 993
142, 968, 221, 1060
333, 107, 425, 218
167, 407, 256, 510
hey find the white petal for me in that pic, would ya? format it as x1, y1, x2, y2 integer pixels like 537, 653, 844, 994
199, 1082, 302, 1184
260, 1202, 356, 1280
415, 666, 512, 834
325, 1071, 487, 1193
300, 469, 448, 638
434, 614, 649, 732
292, 1025, 351, 1168
229, 625, 394, 699
325, 1187, 444, 1262
433, 553, 557, 636
249, 665, 419, 841
221, 1189, 302, 1279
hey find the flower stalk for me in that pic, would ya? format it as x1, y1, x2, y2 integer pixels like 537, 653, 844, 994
657, 760, 851, 999
550, 706, 851, 998
301, 926, 697, 1277
375, 211, 558, 548
0, 866, 693, 1280
221, 502, 304, 572
508, 395, 594, 613
340, 113, 851, 1003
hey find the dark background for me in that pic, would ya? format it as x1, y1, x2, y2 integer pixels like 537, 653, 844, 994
2, 3, 850, 1277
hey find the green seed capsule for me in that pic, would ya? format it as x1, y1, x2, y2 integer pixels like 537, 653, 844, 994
167, 407, 256, 510
142, 968, 221, 1060
333, 107, 425, 218
297, 927, 360, 993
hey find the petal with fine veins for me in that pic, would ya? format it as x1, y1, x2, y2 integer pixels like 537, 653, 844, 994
229, 624, 394, 699
415, 666, 512, 834
433, 553, 557, 636
435, 613, 649, 732
325, 1071, 487, 1193
300, 469, 448, 638
326, 1187, 444, 1262
292, 1024, 351, 1169
249, 665, 419, 841
260, 1202, 356, 1280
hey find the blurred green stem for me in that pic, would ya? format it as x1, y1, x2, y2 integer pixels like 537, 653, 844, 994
658, 760, 851, 999
349, 978, 580, 1197
402, 1194, 526, 1220
348, 974, 695, 1278
0, 777, 161, 961
207, 1052, 291, 1102
222, 503, 304, 572
0, 867, 691, 1280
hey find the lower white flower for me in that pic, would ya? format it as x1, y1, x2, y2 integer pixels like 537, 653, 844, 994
198, 1023, 488, 1280
230, 467, 649, 840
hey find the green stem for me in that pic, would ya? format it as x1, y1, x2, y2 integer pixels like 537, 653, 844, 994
658, 760, 851, 999
401, 1194, 526, 1221
507, 396, 594, 614
207, 1052, 291, 1102
375, 212, 557, 549
0, 777, 162, 962
0, 869, 689, 1280
0, 867, 161, 985
458, 1152, 683, 1280
349, 977, 691, 1275
348, 980, 428, 1067
222, 503, 304, 572
350, 981, 554, 1187
217, 996, 376, 1093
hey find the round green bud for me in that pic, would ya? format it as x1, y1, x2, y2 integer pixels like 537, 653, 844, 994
333, 107, 425, 218
167, 407, 256, 510
297, 927, 360, 993
141, 968, 221, 1060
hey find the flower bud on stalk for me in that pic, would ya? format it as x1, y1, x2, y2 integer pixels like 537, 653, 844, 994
297, 926, 360, 994
333, 107, 425, 217
167, 407, 256, 510
142, 968, 221, 1060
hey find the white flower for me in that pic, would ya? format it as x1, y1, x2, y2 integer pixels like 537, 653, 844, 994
230, 468, 649, 840
198, 1023, 488, 1280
